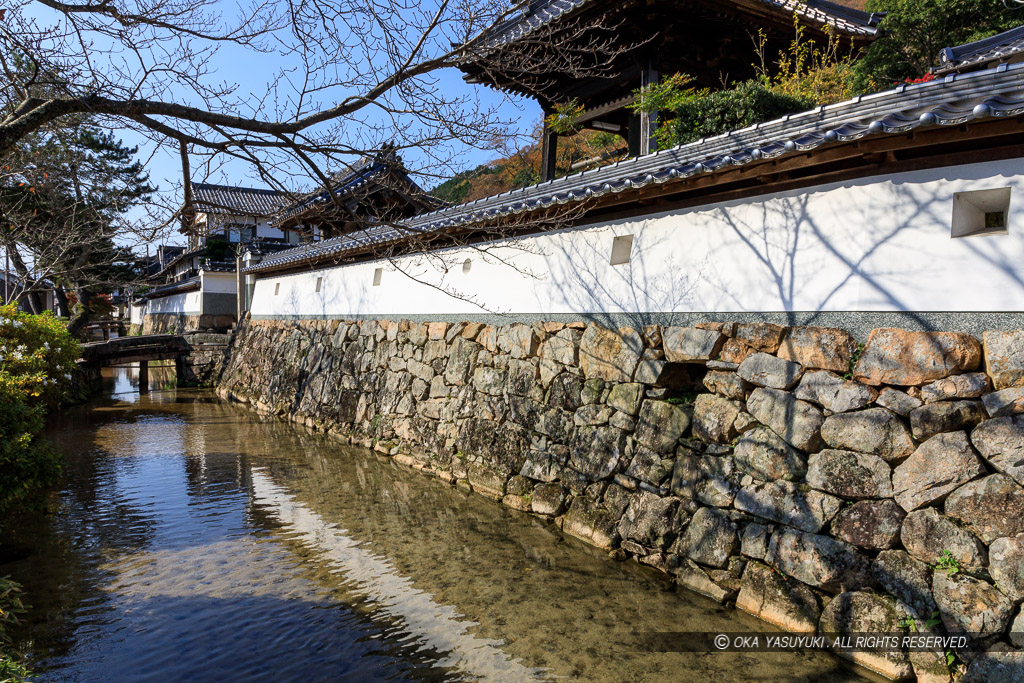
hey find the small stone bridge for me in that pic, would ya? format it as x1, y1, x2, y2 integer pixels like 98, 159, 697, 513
81, 333, 231, 388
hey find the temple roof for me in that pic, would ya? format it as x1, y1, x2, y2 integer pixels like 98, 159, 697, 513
276, 152, 439, 225
935, 25, 1024, 75
192, 183, 290, 217
246, 62, 1024, 275
477, 0, 882, 50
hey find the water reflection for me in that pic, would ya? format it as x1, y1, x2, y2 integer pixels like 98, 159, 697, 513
0, 369, 874, 682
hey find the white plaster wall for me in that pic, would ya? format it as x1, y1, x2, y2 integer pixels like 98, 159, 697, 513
130, 303, 146, 325
145, 291, 201, 316
258, 221, 285, 240
250, 159, 1024, 317
201, 271, 238, 294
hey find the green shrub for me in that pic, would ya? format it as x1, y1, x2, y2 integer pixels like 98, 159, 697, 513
0, 576, 30, 682
630, 78, 813, 149
0, 305, 80, 513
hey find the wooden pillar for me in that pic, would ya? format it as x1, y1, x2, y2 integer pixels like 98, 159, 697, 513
103, 324, 110, 341
628, 64, 659, 157
540, 121, 559, 182
138, 360, 149, 393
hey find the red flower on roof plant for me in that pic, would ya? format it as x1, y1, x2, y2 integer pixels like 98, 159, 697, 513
897, 72, 937, 86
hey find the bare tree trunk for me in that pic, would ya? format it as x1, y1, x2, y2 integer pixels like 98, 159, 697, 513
4, 242, 44, 314
66, 285, 92, 338
54, 286, 71, 317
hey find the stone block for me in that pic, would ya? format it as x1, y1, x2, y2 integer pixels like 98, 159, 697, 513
982, 387, 1024, 417
794, 370, 876, 413
971, 416, 1024, 486
832, 500, 904, 549
691, 394, 742, 444
989, 533, 1024, 600
671, 506, 738, 568
568, 426, 627, 481
662, 326, 724, 363
562, 496, 620, 550
624, 445, 673, 487
734, 480, 841, 533
733, 322, 787, 353
900, 507, 987, 573
777, 326, 859, 373
819, 592, 914, 680
944, 473, 1024, 543
893, 431, 984, 512
702, 370, 750, 400
579, 325, 643, 382
875, 387, 922, 417
467, 462, 508, 500
983, 330, 1024, 389
933, 572, 1014, 639
607, 382, 643, 416
736, 561, 820, 634
853, 328, 982, 386
767, 527, 869, 593
737, 352, 804, 390
872, 550, 937, 619
820, 408, 914, 463
540, 327, 581, 366
909, 400, 986, 441
920, 372, 990, 403
732, 427, 807, 482
618, 491, 681, 550
669, 557, 736, 603
963, 651, 1024, 683
806, 449, 893, 499
634, 400, 691, 453
718, 338, 756, 364
746, 388, 824, 453
740, 523, 772, 561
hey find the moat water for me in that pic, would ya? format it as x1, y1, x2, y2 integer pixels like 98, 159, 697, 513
1, 368, 874, 681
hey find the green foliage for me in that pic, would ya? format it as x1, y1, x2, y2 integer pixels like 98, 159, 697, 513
935, 550, 962, 576
0, 305, 79, 514
544, 98, 587, 136
0, 577, 30, 682
852, 0, 1021, 91
755, 22, 858, 105
203, 238, 231, 262
630, 77, 813, 149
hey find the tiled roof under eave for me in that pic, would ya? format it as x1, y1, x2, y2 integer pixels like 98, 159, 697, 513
246, 62, 1024, 276
471, 0, 881, 52
143, 277, 201, 299
936, 25, 1024, 75
192, 183, 290, 217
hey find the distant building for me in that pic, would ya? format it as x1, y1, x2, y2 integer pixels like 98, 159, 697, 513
0, 271, 55, 313
134, 152, 433, 333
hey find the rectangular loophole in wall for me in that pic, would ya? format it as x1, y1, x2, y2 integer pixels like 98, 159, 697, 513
610, 234, 634, 266
315, 276, 322, 293
372, 268, 383, 286
274, 282, 280, 296
952, 188, 1011, 237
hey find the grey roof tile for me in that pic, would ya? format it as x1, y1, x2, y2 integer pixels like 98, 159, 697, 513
192, 183, 290, 217
936, 25, 1024, 75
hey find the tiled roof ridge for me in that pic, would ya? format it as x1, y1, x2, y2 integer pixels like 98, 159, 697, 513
936, 24, 1024, 74
473, 0, 881, 52
246, 61, 1024, 274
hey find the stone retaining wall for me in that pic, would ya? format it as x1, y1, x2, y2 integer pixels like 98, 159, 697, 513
137, 313, 234, 336
218, 317, 1024, 681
